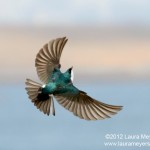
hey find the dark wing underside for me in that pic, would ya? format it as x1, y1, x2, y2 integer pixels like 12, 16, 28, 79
54, 85, 122, 120
35, 37, 68, 84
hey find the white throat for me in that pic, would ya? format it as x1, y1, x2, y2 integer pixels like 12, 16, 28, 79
71, 69, 74, 82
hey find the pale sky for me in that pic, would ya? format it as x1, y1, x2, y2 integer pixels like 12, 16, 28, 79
0, 0, 150, 26
0, 0, 150, 83
0, 27, 150, 83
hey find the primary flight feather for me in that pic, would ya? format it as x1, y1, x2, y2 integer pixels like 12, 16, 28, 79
25, 37, 123, 120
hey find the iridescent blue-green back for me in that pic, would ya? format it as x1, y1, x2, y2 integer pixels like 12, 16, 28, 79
42, 68, 79, 95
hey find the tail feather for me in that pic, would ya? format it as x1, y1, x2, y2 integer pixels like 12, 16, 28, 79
25, 79, 55, 116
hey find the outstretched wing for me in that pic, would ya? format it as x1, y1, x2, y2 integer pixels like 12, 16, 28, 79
25, 79, 55, 116
54, 85, 122, 120
35, 37, 68, 84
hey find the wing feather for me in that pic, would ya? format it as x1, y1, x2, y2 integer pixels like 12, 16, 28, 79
85, 102, 97, 120
35, 37, 68, 83
65, 97, 73, 109
87, 104, 100, 120
69, 100, 75, 112
25, 79, 55, 116
54, 88, 123, 120
81, 99, 90, 120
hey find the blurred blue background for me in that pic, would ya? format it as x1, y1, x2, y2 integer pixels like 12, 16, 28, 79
0, 0, 150, 149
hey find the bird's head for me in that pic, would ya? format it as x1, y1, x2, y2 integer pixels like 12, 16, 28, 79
64, 66, 74, 82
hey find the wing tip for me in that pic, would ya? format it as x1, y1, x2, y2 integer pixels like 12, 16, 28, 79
61, 36, 68, 43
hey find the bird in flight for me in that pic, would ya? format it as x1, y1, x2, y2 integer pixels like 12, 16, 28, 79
25, 37, 123, 120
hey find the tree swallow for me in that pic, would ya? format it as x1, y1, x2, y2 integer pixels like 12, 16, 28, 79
25, 37, 123, 120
